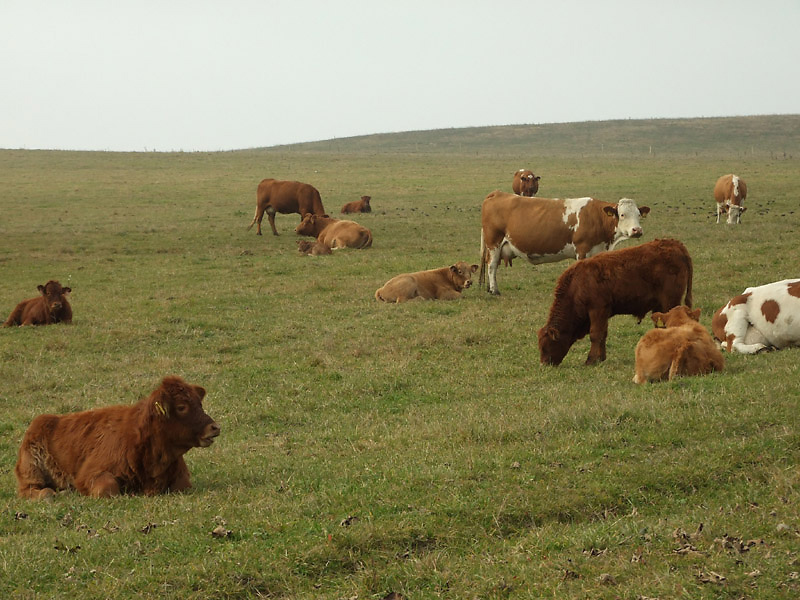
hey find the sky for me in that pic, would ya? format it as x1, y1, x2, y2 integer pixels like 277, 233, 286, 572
2, 0, 799, 152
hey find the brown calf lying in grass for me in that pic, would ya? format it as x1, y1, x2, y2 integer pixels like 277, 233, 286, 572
375, 262, 479, 302
4, 280, 72, 326
297, 239, 332, 255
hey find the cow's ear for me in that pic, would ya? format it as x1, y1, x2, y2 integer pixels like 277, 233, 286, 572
450, 265, 457, 273
690, 308, 701, 321
37, 284, 46, 294
544, 326, 559, 341
470, 264, 479, 273
603, 206, 618, 218
535, 176, 541, 181
639, 206, 651, 217
194, 385, 206, 400
740, 207, 747, 214
651, 312, 665, 327
62, 287, 71, 294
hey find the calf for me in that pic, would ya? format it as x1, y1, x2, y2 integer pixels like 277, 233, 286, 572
4, 280, 72, 326
297, 239, 332, 256
538, 239, 693, 365
512, 169, 540, 197
341, 195, 372, 214
295, 214, 373, 249
15, 376, 220, 499
714, 174, 747, 224
633, 306, 724, 384
712, 279, 800, 353
375, 262, 479, 302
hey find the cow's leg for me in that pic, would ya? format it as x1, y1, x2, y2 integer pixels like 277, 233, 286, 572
486, 246, 503, 295
83, 471, 120, 498
716, 203, 722, 224
266, 206, 279, 235
585, 310, 609, 365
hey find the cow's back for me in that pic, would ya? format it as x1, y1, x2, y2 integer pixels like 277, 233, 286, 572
258, 179, 325, 215
482, 191, 576, 253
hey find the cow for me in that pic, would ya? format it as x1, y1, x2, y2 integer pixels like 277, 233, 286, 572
297, 239, 332, 256
375, 262, 479, 302
512, 169, 541, 197
295, 214, 373, 249
714, 174, 747, 224
711, 279, 800, 354
4, 280, 72, 327
633, 306, 724, 384
15, 375, 220, 499
247, 178, 326, 236
479, 191, 650, 295
341, 195, 372, 214
538, 238, 693, 366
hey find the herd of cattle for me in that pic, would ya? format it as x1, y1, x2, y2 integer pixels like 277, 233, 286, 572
5, 170, 798, 500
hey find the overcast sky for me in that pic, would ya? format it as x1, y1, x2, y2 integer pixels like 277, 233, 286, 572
2, 0, 798, 152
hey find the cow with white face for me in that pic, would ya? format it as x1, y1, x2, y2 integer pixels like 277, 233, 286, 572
714, 174, 747, 224
479, 191, 650, 295
712, 279, 800, 353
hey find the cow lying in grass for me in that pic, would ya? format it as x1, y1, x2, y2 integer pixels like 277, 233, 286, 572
4, 280, 72, 326
633, 305, 724, 383
375, 262, 479, 302
297, 239, 332, 256
15, 376, 220, 499
341, 195, 371, 214
295, 214, 373, 249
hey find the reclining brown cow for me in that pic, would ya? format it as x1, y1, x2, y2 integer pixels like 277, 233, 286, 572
295, 214, 373, 249
15, 375, 220, 499
4, 280, 72, 326
297, 239, 332, 256
375, 262, 479, 302
341, 195, 371, 214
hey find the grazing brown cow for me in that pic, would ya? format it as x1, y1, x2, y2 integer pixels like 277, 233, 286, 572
538, 238, 693, 366
714, 174, 747, 224
297, 239, 332, 256
512, 169, 540, 197
247, 178, 326, 236
633, 306, 724, 384
295, 214, 373, 249
479, 191, 650, 295
341, 195, 372, 214
4, 280, 72, 327
15, 376, 220, 499
375, 262, 479, 302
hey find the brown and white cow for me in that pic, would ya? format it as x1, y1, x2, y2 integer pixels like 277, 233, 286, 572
711, 279, 800, 353
297, 239, 332, 256
479, 191, 650, 295
538, 238, 693, 366
714, 174, 747, 224
4, 280, 72, 327
633, 306, 724, 384
375, 261, 479, 302
512, 169, 541, 197
15, 375, 220, 499
247, 178, 327, 236
341, 195, 372, 214
295, 214, 373, 249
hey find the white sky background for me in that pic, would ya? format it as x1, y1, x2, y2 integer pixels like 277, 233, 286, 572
2, 0, 799, 152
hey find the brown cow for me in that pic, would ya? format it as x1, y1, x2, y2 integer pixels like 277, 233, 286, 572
512, 169, 541, 197
4, 280, 72, 327
247, 178, 326, 236
297, 239, 332, 256
375, 262, 479, 302
633, 306, 724, 384
295, 214, 373, 249
714, 174, 747, 224
538, 238, 693, 366
341, 195, 372, 214
480, 191, 650, 295
15, 376, 220, 499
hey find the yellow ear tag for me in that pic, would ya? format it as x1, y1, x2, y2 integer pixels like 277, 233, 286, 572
657, 318, 665, 328
155, 401, 168, 416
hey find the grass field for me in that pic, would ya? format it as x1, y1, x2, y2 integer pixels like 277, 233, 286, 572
1, 115, 799, 599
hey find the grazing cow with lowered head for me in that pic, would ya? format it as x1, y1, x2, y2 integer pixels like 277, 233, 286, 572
375, 261, 479, 302
341, 195, 372, 214
479, 191, 650, 295
512, 169, 540, 197
712, 279, 800, 354
15, 375, 220, 499
4, 280, 72, 327
247, 178, 326, 236
633, 306, 724, 384
295, 214, 373, 249
538, 238, 693, 366
297, 239, 332, 256
714, 174, 747, 224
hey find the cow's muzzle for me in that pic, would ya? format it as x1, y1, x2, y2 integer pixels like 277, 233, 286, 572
199, 422, 221, 447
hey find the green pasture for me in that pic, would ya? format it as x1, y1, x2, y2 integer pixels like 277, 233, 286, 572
1, 116, 799, 599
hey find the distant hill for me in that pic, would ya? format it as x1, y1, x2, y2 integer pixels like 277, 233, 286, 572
262, 115, 800, 159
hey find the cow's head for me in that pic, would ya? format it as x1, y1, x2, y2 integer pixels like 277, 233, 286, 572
449, 262, 479, 290
295, 214, 317, 236
651, 305, 701, 329
361, 196, 371, 212
605, 198, 649, 242
727, 204, 745, 224
710, 305, 731, 350
152, 376, 220, 449
537, 325, 573, 366
37, 280, 70, 314
516, 170, 541, 196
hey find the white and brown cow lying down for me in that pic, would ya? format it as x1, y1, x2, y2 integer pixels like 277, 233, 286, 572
479, 191, 649, 295
633, 306, 724, 384
4, 280, 72, 327
714, 174, 747, 224
538, 238, 693, 366
512, 169, 540, 197
712, 279, 800, 354
15, 376, 220, 499
375, 262, 479, 302
295, 214, 373, 249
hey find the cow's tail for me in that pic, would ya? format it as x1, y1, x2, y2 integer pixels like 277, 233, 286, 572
246, 205, 259, 230
478, 230, 487, 291
362, 230, 373, 249
684, 250, 694, 308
